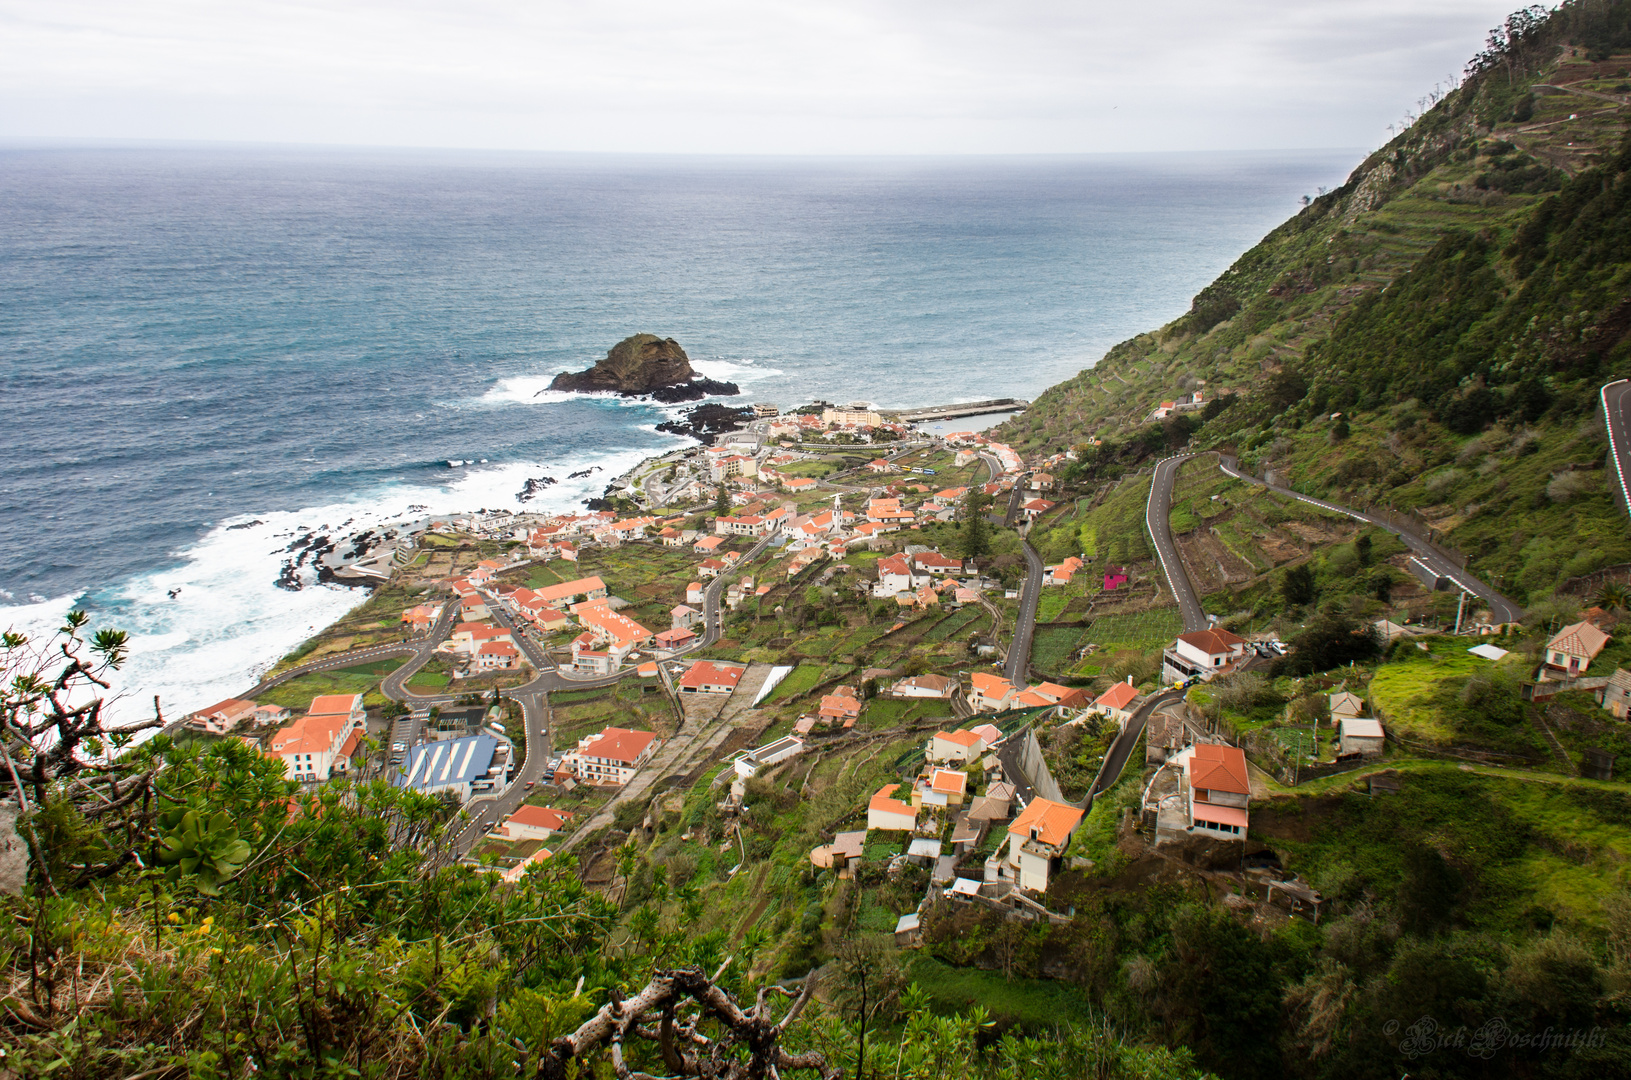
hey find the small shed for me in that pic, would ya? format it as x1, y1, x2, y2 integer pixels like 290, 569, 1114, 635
945, 877, 983, 902
1337, 717, 1385, 756
893, 912, 922, 947
905, 838, 942, 867
949, 812, 987, 854
809, 830, 867, 876
1328, 691, 1364, 720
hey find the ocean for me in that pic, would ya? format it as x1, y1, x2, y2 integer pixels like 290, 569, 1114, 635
0, 143, 1357, 719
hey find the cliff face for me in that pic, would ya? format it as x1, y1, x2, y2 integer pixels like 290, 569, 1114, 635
994, 19, 1631, 601
547, 334, 739, 401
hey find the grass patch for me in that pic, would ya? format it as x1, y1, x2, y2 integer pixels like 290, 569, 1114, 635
1255, 765, 1631, 932
1081, 608, 1183, 653
765, 663, 826, 703
1368, 646, 1522, 745
1032, 626, 1088, 673
902, 954, 1096, 1029
922, 606, 983, 643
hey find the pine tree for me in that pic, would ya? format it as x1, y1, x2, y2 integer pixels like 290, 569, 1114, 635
959, 489, 993, 560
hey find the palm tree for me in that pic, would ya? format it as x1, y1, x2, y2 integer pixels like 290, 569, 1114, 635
1595, 581, 1630, 612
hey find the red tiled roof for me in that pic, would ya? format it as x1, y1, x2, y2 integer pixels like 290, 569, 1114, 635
506, 805, 574, 831
1007, 797, 1083, 847
937, 729, 983, 747
1095, 682, 1139, 711
1176, 628, 1247, 656
868, 784, 915, 817
678, 661, 746, 690
582, 727, 657, 765
1548, 620, 1610, 660
308, 694, 362, 717
1189, 743, 1249, 795
970, 672, 1014, 697
534, 576, 607, 605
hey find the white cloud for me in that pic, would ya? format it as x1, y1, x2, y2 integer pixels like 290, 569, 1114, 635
0, 0, 1509, 153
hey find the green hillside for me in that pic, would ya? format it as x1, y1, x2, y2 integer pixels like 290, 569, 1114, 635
1001, 8, 1631, 603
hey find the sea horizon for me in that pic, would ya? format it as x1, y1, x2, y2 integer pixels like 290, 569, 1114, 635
0, 142, 1359, 719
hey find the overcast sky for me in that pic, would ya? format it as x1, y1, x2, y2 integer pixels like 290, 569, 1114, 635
0, 1, 1511, 155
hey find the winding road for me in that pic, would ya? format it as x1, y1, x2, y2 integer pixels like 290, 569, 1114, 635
1213, 453, 1523, 623
1146, 454, 1210, 633
1085, 686, 1184, 809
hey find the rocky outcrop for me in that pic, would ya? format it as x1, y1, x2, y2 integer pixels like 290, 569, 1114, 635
656, 403, 755, 445
546, 334, 740, 400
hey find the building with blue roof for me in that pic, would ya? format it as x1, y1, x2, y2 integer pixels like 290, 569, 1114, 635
394, 733, 504, 802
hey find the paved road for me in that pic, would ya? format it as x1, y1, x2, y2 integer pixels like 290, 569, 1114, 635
1214, 454, 1524, 623
1146, 454, 1210, 634
1084, 687, 1184, 809
1006, 540, 1043, 685
1602, 379, 1631, 517
243, 597, 462, 700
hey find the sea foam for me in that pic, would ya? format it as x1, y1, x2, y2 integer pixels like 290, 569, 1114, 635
0, 444, 672, 727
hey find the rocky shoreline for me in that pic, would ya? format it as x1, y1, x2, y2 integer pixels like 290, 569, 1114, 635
655, 402, 755, 445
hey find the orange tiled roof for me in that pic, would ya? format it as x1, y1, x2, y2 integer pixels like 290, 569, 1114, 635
307, 694, 361, 717
1095, 682, 1139, 711
1188, 743, 1249, 795
1176, 628, 1247, 656
1007, 797, 1084, 847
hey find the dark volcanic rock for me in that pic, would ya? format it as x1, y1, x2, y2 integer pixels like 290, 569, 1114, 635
545, 334, 740, 399
657, 403, 755, 445
517, 476, 557, 502
649, 377, 740, 403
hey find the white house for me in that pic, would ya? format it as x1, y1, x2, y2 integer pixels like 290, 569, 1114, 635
732, 736, 805, 780
985, 797, 1083, 894
895, 674, 958, 700
496, 805, 575, 842
968, 672, 1017, 713
268, 694, 366, 783
570, 633, 615, 676
1175, 743, 1250, 839
874, 554, 926, 597
559, 727, 658, 787
1329, 691, 1365, 721
928, 729, 987, 765
184, 697, 259, 736
1092, 681, 1139, 723
476, 641, 521, 670
1161, 628, 1249, 684
867, 784, 917, 832
678, 661, 746, 695
1544, 621, 1610, 678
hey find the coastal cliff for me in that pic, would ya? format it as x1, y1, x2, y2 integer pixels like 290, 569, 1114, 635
546, 334, 740, 402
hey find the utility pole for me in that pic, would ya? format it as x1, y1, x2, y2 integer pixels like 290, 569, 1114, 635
1454, 590, 1467, 635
